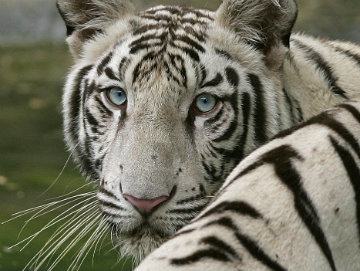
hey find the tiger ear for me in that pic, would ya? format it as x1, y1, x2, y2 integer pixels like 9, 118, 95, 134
216, 0, 297, 70
56, 0, 135, 59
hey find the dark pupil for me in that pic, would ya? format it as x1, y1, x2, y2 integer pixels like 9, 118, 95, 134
115, 90, 123, 97
201, 97, 209, 104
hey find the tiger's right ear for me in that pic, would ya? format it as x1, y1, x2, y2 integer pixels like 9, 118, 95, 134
56, 0, 135, 59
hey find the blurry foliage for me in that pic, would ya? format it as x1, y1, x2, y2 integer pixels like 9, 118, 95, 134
0, 0, 359, 270
0, 45, 130, 270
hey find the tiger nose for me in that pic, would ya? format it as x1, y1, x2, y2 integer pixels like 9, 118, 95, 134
124, 194, 169, 215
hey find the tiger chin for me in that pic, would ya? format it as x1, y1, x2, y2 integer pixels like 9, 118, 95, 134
56, 0, 360, 267
115, 227, 169, 264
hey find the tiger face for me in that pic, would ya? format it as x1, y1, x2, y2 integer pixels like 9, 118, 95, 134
58, 0, 297, 261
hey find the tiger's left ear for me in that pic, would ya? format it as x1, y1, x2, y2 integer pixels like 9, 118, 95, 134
216, 0, 297, 70
57, 0, 135, 59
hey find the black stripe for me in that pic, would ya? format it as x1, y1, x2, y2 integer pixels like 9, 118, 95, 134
213, 92, 239, 143
132, 52, 157, 84
215, 49, 232, 60
118, 57, 130, 81
171, 248, 230, 265
164, 62, 182, 86
248, 73, 267, 145
232, 92, 251, 162
329, 136, 360, 246
282, 88, 295, 121
205, 105, 224, 126
141, 14, 173, 22
98, 187, 121, 201
145, 6, 183, 15
199, 64, 207, 87
332, 46, 360, 67
292, 39, 347, 99
176, 194, 204, 205
316, 115, 360, 160
104, 67, 119, 81
181, 47, 200, 62
176, 191, 206, 205
97, 52, 113, 75
173, 228, 195, 238
294, 99, 304, 122
130, 42, 163, 54
99, 199, 125, 211
225, 67, 239, 88
94, 96, 113, 116
197, 200, 262, 221
200, 236, 240, 260
132, 24, 165, 36
180, 18, 208, 25
183, 26, 206, 42
201, 73, 223, 88
85, 109, 99, 127
337, 104, 360, 124
274, 104, 360, 151
168, 204, 207, 215
69, 65, 93, 144
130, 33, 166, 47
176, 35, 205, 53
230, 145, 337, 271
235, 232, 287, 271
201, 217, 238, 232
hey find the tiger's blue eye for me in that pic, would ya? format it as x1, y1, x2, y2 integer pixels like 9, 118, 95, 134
195, 94, 217, 113
106, 87, 127, 107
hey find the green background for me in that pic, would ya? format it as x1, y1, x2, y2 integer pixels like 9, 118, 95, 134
0, 0, 359, 270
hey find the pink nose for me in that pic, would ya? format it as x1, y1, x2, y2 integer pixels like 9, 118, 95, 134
124, 194, 168, 215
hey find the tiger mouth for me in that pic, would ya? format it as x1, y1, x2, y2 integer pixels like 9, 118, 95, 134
108, 220, 172, 239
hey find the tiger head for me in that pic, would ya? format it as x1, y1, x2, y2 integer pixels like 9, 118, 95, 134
58, 0, 297, 262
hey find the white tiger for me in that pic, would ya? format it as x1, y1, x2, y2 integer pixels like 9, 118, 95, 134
54, 0, 360, 268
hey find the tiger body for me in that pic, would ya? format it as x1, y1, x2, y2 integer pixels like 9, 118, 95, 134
55, 0, 360, 268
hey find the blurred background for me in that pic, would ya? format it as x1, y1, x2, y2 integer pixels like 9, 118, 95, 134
0, 0, 359, 270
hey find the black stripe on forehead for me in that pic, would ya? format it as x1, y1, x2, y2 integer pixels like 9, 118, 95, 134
143, 5, 213, 20
97, 51, 113, 76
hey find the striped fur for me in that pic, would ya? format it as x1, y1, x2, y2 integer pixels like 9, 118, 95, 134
57, 0, 360, 264
136, 101, 360, 270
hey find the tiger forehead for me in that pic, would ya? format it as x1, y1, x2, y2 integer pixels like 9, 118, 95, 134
113, 6, 216, 93
138, 5, 214, 26
129, 5, 214, 53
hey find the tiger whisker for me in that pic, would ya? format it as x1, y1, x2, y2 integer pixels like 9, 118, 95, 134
69, 218, 105, 270
43, 183, 95, 202
70, 218, 109, 271
23, 208, 97, 271
17, 192, 96, 239
26, 213, 95, 271
3, 190, 95, 224
11, 195, 96, 251
44, 213, 102, 271
27, 207, 100, 271
39, 149, 75, 197
91, 219, 110, 264
30, 205, 99, 269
